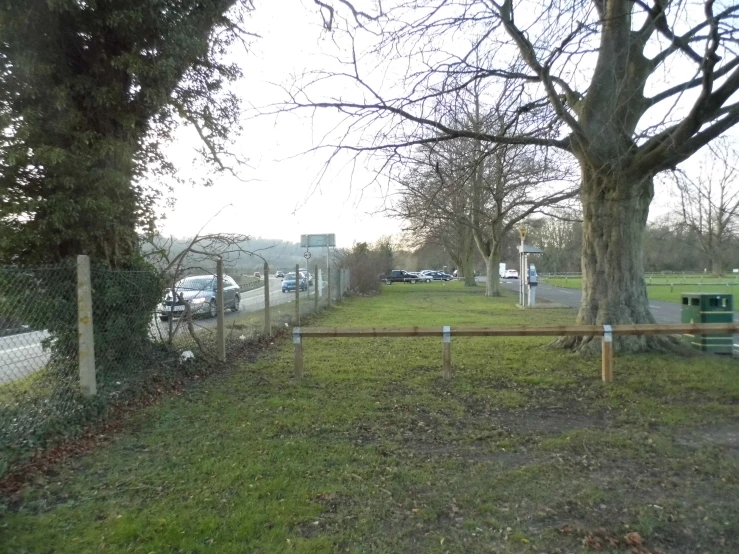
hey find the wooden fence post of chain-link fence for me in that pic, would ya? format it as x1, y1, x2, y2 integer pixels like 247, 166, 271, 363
295, 263, 300, 326
216, 258, 226, 362
264, 261, 271, 337
77, 254, 97, 397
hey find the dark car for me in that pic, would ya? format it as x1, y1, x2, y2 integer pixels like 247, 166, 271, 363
380, 270, 420, 284
159, 275, 240, 321
275, 271, 284, 278
427, 271, 453, 281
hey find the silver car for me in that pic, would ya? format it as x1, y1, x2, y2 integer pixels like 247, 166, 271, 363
159, 275, 240, 321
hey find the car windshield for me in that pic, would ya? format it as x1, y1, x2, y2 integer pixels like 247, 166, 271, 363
285, 272, 297, 280
177, 277, 214, 290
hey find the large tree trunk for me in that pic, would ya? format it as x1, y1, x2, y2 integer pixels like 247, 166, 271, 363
559, 169, 672, 353
485, 245, 502, 297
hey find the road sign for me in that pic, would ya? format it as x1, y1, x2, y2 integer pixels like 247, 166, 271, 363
304, 251, 311, 259
300, 234, 336, 248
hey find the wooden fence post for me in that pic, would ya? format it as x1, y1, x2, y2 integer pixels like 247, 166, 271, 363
263, 261, 271, 336
293, 327, 303, 379
314, 264, 319, 313
601, 325, 613, 382
327, 267, 331, 308
217, 258, 226, 362
295, 263, 300, 325
77, 255, 97, 397
442, 325, 452, 379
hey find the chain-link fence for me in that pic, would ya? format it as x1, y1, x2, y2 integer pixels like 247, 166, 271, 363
0, 259, 352, 475
0, 264, 80, 473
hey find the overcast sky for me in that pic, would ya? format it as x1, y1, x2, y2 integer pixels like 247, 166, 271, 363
153, 1, 403, 248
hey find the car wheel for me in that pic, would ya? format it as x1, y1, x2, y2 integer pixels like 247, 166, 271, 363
231, 295, 240, 312
410, 279, 417, 284
385, 279, 392, 285
208, 300, 217, 318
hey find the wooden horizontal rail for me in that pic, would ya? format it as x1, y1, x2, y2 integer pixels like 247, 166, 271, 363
298, 323, 739, 338
292, 323, 737, 384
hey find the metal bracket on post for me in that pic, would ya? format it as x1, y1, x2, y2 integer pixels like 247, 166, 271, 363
442, 325, 452, 379
293, 327, 302, 344
601, 324, 614, 382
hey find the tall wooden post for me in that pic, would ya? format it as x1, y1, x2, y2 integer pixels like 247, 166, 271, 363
314, 264, 319, 312
217, 258, 226, 362
77, 255, 97, 397
295, 263, 300, 325
263, 261, 270, 336
327, 267, 331, 308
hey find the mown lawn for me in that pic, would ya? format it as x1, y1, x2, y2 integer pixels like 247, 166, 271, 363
3, 282, 739, 553
543, 276, 739, 304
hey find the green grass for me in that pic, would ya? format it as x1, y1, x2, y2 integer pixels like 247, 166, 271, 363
543, 276, 739, 304
3, 282, 739, 553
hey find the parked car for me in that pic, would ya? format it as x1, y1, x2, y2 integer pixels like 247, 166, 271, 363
159, 275, 240, 321
408, 271, 432, 283
253, 271, 261, 280
426, 271, 453, 281
505, 269, 519, 279
282, 272, 308, 292
275, 271, 284, 278
299, 268, 314, 286
380, 270, 421, 284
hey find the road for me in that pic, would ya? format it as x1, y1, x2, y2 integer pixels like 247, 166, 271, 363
0, 330, 51, 385
0, 277, 325, 384
493, 277, 739, 349
494, 278, 739, 324
151, 276, 324, 335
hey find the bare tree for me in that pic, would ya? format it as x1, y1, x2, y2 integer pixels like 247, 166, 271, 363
673, 139, 739, 275
394, 85, 576, 296
527, 216, 583, 274
397, 158, 479, 287
298, 0, 739, 351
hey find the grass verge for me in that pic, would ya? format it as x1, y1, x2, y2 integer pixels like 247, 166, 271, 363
3, 282, 739, 553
